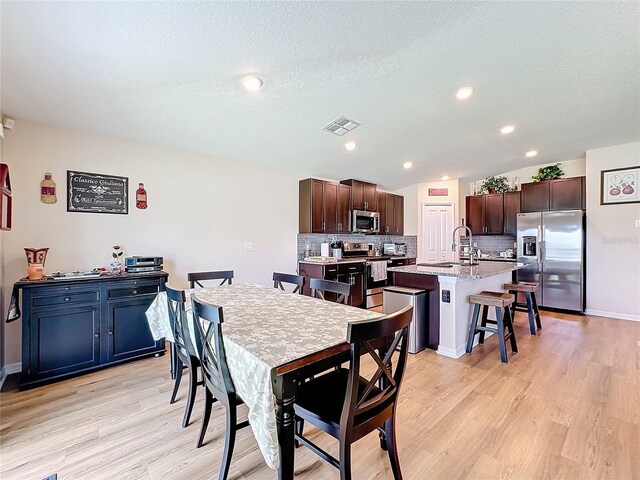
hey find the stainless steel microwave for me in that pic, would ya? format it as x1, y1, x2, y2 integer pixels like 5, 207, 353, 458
352, 210, 380, 234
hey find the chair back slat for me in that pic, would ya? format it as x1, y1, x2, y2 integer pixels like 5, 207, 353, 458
188, 270, 234, 288
166, 285, 197, 357
341, 306, 413, 429
309, 278, 351, 304
190, 296, 236, 406
273, 272, 305, 294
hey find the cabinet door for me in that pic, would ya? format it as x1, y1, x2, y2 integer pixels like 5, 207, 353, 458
503, 191, 521, 236
377, 192, 388, 234
107, 296, 162, 363
364, 183, 378, 211
521, 181, 550, 212
465, 195, 485, 235
393, 195, 404, 235
310, 179, 325, 233
484, 194, 504, 234
550, 177, 583, 211
350, 181, 365, 210
30, 304, 100, 377
337, 273, 364, 307
338, 184, 351, 233
385, 194, 395, 234
323, 182, 339, 233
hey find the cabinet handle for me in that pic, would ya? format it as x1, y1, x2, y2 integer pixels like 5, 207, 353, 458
132, 290, 138, 295
64, 297, 71, 302
94, 333, 99, 338
134, 281, 138, 285
108, 330, 113, 336
322, 221, 325, 231
65, 287, 70, 291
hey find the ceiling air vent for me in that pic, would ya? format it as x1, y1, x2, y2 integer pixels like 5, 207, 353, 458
322, 116, 362, 136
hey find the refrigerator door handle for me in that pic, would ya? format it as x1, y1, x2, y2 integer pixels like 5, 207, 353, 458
537, 224, 543, 269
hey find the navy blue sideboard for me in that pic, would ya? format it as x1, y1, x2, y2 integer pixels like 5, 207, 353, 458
16, 271, 168, 389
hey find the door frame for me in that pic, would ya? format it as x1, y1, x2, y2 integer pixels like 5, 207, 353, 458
419, 202, 455, 263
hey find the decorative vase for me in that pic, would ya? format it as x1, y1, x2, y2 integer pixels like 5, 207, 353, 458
25, 247, 49, 266
27, 263, 45, 280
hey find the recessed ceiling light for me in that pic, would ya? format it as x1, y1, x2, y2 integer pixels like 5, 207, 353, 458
455, 86, 474, 100
525, 150, 538, 158
500, 125, 515, 134
241, 75, 263, 92
441, 175, 449, 181
403, 161, 413, 169
344, 141, 357, 151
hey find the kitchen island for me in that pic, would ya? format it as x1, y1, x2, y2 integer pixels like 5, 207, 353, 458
388, 262, 526, 358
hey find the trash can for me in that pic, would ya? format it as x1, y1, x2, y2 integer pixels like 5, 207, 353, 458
383, 286, 427, 354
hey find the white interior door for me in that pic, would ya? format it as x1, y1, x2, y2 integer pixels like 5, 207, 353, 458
421, 203, 454, 263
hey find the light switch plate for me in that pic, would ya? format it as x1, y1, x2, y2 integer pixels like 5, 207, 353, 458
635, 220, 640, 228
244, 242, 254, 252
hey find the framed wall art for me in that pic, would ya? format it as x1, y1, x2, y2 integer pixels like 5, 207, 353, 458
67, 171, 129, 214
600, 166, 639, 205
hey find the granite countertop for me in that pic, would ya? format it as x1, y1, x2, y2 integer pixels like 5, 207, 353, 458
388, 262, 526, 279
461, 255, 517, 263
299, 255, 415, 266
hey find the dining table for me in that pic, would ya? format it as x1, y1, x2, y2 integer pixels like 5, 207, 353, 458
145, 282, 382, 480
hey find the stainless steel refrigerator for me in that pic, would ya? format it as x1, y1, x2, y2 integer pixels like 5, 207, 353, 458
516, 210, 585, 312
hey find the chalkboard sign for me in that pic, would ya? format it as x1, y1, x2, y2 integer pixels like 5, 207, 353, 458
67, 171, 128, 214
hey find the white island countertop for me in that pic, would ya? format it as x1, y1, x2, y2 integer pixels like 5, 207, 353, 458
388, 261, 526, 279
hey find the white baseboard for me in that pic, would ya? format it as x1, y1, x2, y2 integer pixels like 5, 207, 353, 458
585, 309, 640, 322
436, 346, 464, 358
0, 362, 21, 390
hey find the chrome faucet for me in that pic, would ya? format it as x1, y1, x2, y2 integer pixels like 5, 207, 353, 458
452, 225, 475, 265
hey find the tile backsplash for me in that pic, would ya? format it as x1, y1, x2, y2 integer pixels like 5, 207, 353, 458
297, 234, 417, 260
460, 235, 517, 255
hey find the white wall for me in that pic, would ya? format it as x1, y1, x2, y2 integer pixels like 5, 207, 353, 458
2, 120, 308, 365
585, 142, 640, 321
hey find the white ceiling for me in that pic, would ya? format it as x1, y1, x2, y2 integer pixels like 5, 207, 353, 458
2, 2, 639, 190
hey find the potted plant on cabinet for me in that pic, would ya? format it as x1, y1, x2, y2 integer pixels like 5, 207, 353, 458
532, 163, 564, 182
480, 175, 512, 194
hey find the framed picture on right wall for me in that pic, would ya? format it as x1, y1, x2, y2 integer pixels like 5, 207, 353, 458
600, 165, 639, 205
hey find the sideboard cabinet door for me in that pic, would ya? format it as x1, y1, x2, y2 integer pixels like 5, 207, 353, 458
29, 304, 101, 379
107, 296, 163, 363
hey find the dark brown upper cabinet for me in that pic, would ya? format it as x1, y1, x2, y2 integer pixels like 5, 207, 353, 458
340, 179, 378, 211
299, 179, 351, 234
466, 193, 504, 235
377, 192, 404, 235
503, 191, 521, 236
521, 177, 584, 213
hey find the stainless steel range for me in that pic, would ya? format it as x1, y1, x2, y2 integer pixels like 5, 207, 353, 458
342, 242, 390, 309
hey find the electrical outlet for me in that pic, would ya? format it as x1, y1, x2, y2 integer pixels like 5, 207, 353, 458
442, 290, 451, 303
635, 220, 640, 228
244, 242, 254, 252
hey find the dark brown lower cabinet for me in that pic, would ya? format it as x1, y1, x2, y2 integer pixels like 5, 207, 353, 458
298, 262, 364, 307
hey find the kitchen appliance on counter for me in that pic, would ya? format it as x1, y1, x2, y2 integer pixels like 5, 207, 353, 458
383, 242, 407, 256
517, 210, 585, 312
125, 256, 163, 273
351, 210, 380, 234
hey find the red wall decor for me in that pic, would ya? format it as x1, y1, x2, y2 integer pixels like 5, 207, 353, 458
136, 182, 147, 209
0, 163, 12, 230
428, 188, 449, 196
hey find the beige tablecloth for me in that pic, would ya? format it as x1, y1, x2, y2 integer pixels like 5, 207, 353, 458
145, 283, 380, 469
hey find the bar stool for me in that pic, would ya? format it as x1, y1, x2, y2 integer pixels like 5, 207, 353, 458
503, 281, 542, 336
466, 291, 517, 364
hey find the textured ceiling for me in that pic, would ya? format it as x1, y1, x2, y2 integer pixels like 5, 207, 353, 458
2, 2, 639, 190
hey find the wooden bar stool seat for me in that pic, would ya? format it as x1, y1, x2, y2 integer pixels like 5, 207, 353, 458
466, 291, 517, 364
503, 281, 542, 335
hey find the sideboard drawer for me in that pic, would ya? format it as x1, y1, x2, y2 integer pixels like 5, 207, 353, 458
107, 278, 160, 290
33, 290, 100, 308
108, 284, 159, 299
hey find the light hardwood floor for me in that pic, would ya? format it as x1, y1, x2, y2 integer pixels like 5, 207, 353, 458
1, 311, 639, 480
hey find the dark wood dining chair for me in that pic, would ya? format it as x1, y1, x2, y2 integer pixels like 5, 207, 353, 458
188, 270, 234, 288
294, 305, 413, 480
166, 285, 202, 428
273, 272, 305, 294
190, 296, 250, 480
309, 278, 351, 304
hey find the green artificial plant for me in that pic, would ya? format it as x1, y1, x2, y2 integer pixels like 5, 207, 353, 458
480, 175, 513, 194
532, 163, 564, 182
